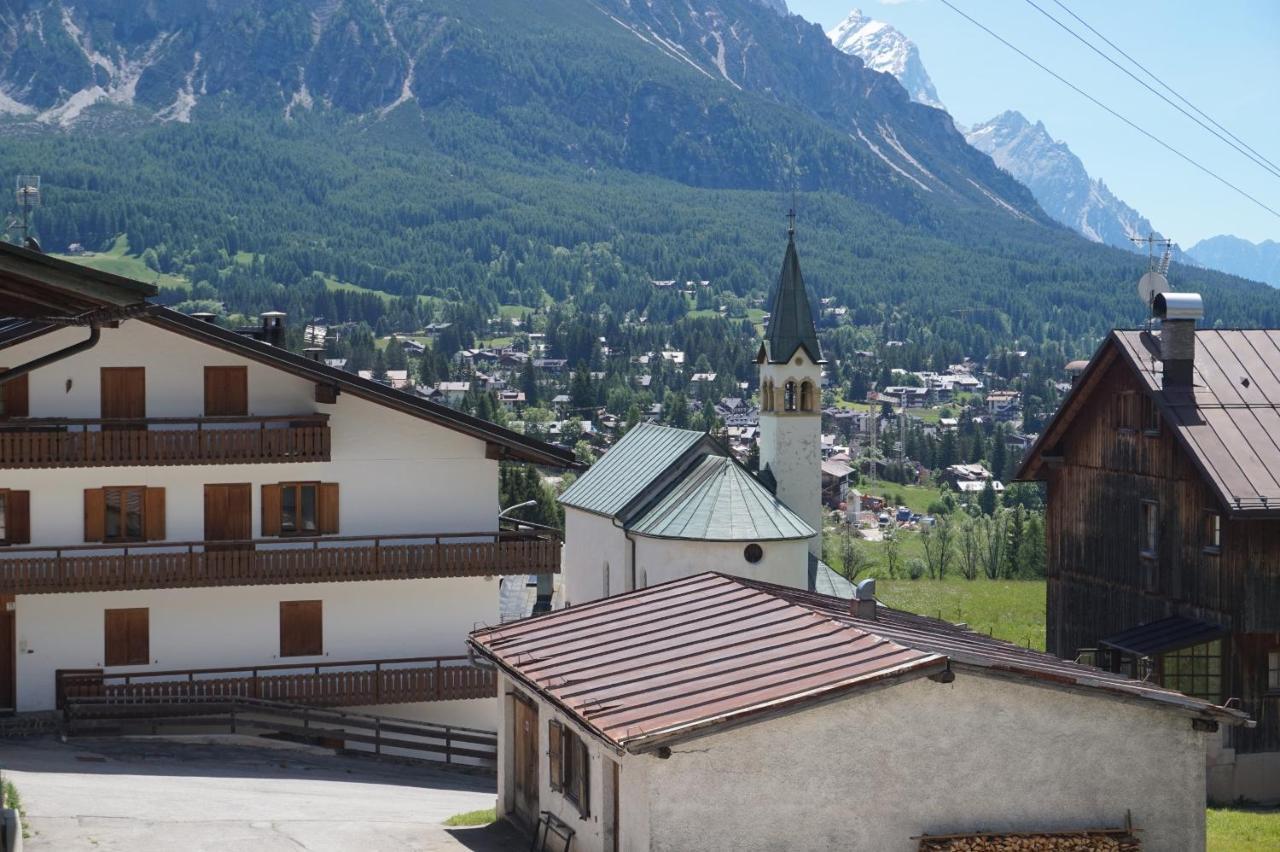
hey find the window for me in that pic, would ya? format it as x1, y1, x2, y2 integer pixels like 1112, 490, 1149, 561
1161, 640, 1223, 702
261, 482, 338, 536
1141, 394, 1160, 434
1140, 501, 1159, 558
784, 381, 797, 412
204, 366, 248, 416
1113, 392, 1134, 431
1204, 511, 1222, 554
548, 720, 590, 818
84, 487, 165, 543
1269, 650, 1280, 693
0, 372, 28, 418
744, 543, 764, 564
279, 600, 323, 657
800, 381, 815, 412
0, 489, 30, 545
104, 608, 149, 667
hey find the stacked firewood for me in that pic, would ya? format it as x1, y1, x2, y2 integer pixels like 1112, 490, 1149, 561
918, 832, 1141, 851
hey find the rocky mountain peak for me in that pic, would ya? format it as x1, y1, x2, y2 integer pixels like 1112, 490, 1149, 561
827, 7, 945, 112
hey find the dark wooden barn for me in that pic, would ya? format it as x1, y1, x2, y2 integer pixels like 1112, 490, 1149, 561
1019, 309, 1280, 804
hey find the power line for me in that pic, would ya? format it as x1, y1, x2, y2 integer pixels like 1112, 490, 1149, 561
1021, 0, 1280, 182
935, 0, 1280, 222
1048, 0, 1280, 180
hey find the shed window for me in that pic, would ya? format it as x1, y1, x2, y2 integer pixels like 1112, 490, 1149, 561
1204, 511, 1222, 553
548, 720, 590, 817
1112, 392, 1134, 431
1139, 501, 1159, 559
1140, 395, 1160, 434
1269, 650, 1280, 693
1161, 640, 1222, 702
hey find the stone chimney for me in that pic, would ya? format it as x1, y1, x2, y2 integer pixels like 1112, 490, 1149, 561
1153, 293, 1203, 389
850, 577, 877, 620
260, 311, 287, 347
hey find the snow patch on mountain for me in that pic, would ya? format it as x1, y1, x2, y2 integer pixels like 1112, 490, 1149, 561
828, 8, 945, 111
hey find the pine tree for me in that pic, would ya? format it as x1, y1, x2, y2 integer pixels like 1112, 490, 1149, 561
978, 479, 997, 516
520, 359, 540, 407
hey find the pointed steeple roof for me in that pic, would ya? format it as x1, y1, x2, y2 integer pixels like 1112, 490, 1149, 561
762, 217, 823, 364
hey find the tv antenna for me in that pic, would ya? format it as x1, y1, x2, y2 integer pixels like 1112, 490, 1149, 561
11, 175, 41, 248
1130, 232, 1172, 323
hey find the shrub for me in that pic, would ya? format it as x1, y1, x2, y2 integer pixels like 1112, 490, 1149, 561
907, 558, 926, 581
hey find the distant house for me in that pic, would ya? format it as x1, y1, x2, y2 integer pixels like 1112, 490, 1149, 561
357, 369, 413, 391
534, 358, 568, 374
821, 457, 854, 508
943, 463, 994, 488
433, 381, 471, 405
474, 573, 1242, 851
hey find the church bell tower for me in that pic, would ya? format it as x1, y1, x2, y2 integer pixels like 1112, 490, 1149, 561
757, 212, 824, 558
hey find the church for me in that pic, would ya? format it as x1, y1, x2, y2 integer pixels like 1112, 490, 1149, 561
560, 220, 839, 605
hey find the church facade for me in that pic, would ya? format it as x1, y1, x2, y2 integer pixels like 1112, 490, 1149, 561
559, 224, 829, 603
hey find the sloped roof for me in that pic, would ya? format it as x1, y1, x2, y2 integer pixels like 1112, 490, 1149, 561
471, 573, 1246, 752
0, 241, 155, 319
761, 233, 822, 364
627, 455, 814, 541
1099, 615, 1228, 657
1018, 328, 1280, 518
470, 573, 943, 750
558, 422, 708, 517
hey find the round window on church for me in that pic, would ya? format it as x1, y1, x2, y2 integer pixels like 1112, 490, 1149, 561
794, 356, 803, 366
744, 543, 764, 564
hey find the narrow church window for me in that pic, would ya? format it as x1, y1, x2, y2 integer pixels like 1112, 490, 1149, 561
744, 543, 763, 564
761, 380, 773, 412
800, 381, 815, 412
784, 381, 797, 412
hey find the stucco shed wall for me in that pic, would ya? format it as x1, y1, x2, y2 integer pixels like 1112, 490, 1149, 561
642, 671, 1208, 852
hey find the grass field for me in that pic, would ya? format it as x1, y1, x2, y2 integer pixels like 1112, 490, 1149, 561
876, 576, 1046, 650
53, 235, 188, 289
1207, 807, 1280, 851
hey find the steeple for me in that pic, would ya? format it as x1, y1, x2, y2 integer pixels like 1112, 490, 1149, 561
762, 213, 823, 365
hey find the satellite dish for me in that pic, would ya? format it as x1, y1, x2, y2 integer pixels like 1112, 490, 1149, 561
1138, 271, 1169, 306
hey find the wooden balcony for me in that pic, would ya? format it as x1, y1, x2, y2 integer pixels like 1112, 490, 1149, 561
56, 655, 496, 710
0, 414, 330, 468
0, 528, 562, 594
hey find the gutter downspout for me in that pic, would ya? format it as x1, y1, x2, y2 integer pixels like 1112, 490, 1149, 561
0, 323, 100, 385
613, 517, 638, 593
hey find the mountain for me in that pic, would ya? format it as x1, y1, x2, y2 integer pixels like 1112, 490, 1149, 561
755, 0, 789, 14
965, 111, 1158, 252
1187, 236, 1280, 287
0, 0, 1273, 358
827, 9, 945, 112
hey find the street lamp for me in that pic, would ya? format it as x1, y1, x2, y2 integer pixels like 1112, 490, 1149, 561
499, 499, 537, 519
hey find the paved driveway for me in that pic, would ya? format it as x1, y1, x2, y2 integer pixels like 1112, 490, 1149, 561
0, 736, 524, 851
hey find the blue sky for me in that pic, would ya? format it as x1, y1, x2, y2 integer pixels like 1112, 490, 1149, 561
785, 0, 1280, 246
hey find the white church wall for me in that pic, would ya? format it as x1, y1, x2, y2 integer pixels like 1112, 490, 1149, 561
562, 507, 630, 606
635, 536, 809, 590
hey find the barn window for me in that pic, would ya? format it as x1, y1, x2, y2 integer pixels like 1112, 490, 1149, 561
1160, 640, 1223, 702
549, 720, 590, 818
1203, 511, 1222, 554
1268, 650, 1280, 693
1140, 395, 1160, 434
1139, 501, 1159, 559
1112, 392, 1134, 431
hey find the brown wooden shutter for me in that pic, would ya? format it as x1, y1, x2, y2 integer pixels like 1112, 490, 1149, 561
104, 608, 148, 666
7, 490, 29, 543
279, 600, 323, 657
144, 487, 166, 541
548, 720, 564, 792
101, 367, 146, 419
261, 484, 282, 537
84, 488, 106, 542
204, 366, 248, 417
318, 483, 339, 534
576, 738, 590, 818
1, 373, 28, 418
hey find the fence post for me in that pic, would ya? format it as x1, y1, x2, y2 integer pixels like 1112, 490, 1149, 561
436, 659, 443, 701
445, 727, 453, 765
375, 717, 382, 756
230, 703, 237, 734
375, 662, 381, 704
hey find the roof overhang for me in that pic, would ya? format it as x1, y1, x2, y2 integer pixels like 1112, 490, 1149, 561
1098, 615, 1229, 658
0, 241, 155, 320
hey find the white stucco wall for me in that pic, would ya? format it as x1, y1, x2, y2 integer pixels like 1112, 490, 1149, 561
0, 320, 509, 722
642, 672, 1208, 852
635, 536, 808, 590
562, 507, 630, 607
495, 670, 1208, 852
758, 351, 823, 558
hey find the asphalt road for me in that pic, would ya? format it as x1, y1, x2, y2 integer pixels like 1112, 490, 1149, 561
0, 736, 524, 851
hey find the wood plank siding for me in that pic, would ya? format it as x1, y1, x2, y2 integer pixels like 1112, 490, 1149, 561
0, 414, 330, 467
0, 529, 562, 595
1044, 358, 1280, 754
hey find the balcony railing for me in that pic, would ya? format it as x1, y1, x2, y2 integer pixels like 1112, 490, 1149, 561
56, 654, 496, 710
0, 414, 331, 468
0, 528, 562, 594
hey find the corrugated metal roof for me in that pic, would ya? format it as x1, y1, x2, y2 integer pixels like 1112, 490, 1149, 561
558, 422, 707, 517
627, 455, 814, 541
471, 573, 1248, 751
1099, 615, 1228, 657
1117, 329, 1280, 517
471, 573, 943, 750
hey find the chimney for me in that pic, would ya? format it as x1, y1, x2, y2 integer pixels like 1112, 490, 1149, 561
850, 578, 877, 620
1152, 293, 1203, 389
303, 346, 325, 363
1064, 360, 1089, 386
190, 311, 217, 324
260, 311, 287, 347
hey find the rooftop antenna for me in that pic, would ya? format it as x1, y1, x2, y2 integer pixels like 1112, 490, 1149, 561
14, 175, 40, 247
1131, 231, 1172, 329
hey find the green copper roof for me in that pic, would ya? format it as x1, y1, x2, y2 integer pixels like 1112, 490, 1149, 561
763, 232, 822, 364
559, 422, 707, 517
628, 455, 815, 541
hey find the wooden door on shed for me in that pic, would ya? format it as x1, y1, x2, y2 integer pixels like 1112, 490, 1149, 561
100, 367, 145, 424
204, 483, 253, 556
0, 594, 14, 711
512, 694, 540, 829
